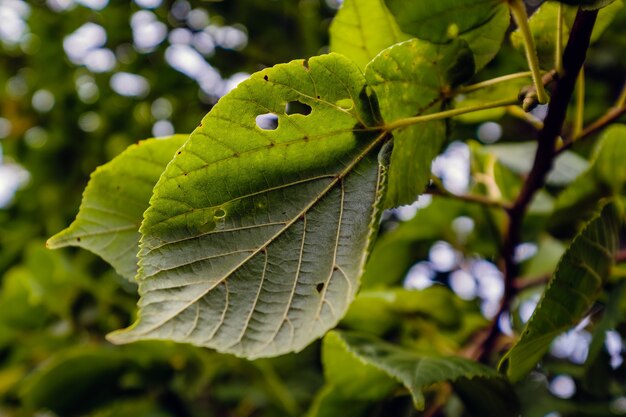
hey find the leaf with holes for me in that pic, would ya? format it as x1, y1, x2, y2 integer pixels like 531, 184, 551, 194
107, 54, 391, 359
500, 201, 620, 382
384, 0, 509, 70
329, 0, 411, 71
47, 135, 188, 281
365, 38, 474, 207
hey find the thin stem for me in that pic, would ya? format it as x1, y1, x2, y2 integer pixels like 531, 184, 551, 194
382, 97, 519, 132
507, 105, 544, 130
509, 0, 549, 104
426, 182, 512, 210
558, 104, 626, 153
573, 67, 585, 137
457, 71, 534, 94
556, 2, 564, 75
616, 81, 626, 108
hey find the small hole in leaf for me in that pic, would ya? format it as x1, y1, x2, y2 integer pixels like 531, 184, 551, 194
214, 208, 226, 218
285, 101, 312, 116
336, 99, 354, 110
76, 237, 81, 242
256, 113, 278, 130
316, 283, 324, 293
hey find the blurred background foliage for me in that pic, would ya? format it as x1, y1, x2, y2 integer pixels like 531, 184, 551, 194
0, 0, 625, 416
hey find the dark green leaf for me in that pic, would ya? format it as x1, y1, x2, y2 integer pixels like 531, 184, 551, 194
500, 201, 620, 382
322, 331, 511, 411
384, 0, 509, 69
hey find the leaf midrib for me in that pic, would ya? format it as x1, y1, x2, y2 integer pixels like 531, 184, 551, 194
132, 129, 389, 337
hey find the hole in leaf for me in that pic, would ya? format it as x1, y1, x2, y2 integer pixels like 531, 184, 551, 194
214, 208, 226, 218
316, 282, 324, 293
256, 113, 278, 130
335, 99, 354, 110
285, 101, 312, 116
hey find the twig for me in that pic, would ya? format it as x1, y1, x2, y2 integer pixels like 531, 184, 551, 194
556, 2, 564, 76
557, 104, 626, 153
425, 183, 512, 210
573, 67, 585, 137
476, 8, 599, 362
509, 0, 549, 104
457, 71, 533, 94
382, 98, 519, 132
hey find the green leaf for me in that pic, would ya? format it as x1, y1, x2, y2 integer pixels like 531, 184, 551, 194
47, 135, 189, 281
554, 0, 617, 10
511, 1, 623, 69
321, 331, 511, 411
365, 39, 474, 207
329, 0, 410, 70
500, 201, 620, 382
108, 54, 390, 359
384, 0, 509, 69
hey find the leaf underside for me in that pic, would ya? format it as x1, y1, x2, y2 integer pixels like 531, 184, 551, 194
46, 135, 189, 281
108, 54, 390, 359
501, 201, 620, 382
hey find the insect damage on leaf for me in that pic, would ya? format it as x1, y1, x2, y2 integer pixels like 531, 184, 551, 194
107, 53, 392, 359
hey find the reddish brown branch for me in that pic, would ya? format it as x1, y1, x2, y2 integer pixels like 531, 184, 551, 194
475, 8, 599, 362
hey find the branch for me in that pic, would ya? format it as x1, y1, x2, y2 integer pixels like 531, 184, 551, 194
382, 98, 519, 132
476, 8, 599, 362
557, 104, 626, 154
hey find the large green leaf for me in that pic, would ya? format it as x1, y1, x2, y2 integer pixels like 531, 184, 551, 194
384, 0, 509, 69
47, 135, 188, 281
365, 39, 474, 207
329, 0, 410, 70
510, 0, 623, 69
501, 201, 620, 382
313, 331, 513, 413
108, 54, 390, 359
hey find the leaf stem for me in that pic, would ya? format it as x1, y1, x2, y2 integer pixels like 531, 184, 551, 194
382, 98, 519, 132
616, 81, 626, 108
509, 0, 549, 104
457, 71, 534, 94
556, 2, 564, 75
573, 67, 585, 137
426, 180, 512, 210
